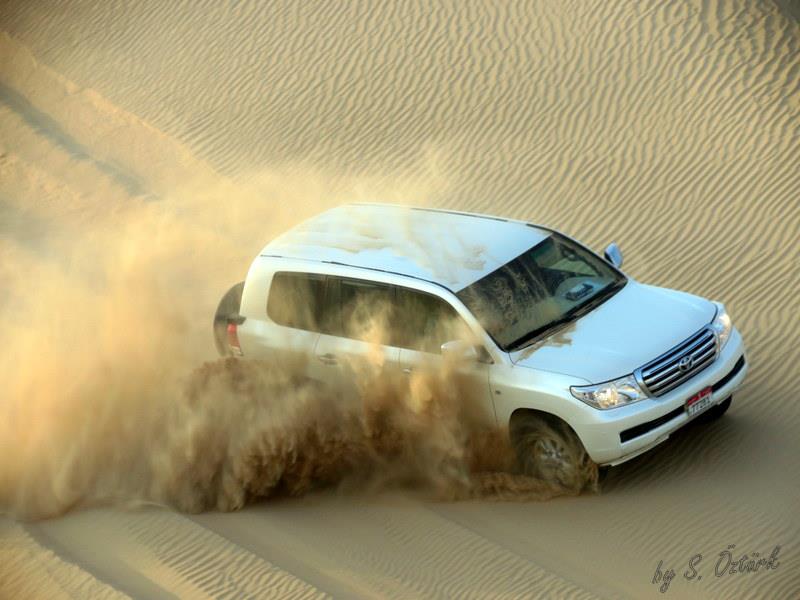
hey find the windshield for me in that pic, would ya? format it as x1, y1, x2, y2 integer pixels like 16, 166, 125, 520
456, 234, 626, 351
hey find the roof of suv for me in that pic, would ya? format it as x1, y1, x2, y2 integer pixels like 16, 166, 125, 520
260, 203, 551, 291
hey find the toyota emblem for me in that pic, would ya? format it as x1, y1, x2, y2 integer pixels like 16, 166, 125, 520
678, 355, 694, 372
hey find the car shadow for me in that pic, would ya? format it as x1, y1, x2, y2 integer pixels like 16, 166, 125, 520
598, 401, 752, 493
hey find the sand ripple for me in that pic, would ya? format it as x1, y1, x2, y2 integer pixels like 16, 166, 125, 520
1, 1, 798, 597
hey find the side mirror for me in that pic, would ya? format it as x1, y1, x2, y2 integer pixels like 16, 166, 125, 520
603, 242, 624, 269
440, 340, 479, 365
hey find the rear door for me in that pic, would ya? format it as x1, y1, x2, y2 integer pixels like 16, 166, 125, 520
311, 276, 401, 399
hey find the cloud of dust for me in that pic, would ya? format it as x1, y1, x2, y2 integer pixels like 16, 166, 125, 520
0, 168, 606, 520
0, 177, 597, 520
0, 32, 595, 519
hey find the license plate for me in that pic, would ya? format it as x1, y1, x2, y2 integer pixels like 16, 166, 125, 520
685, 387, 713, 417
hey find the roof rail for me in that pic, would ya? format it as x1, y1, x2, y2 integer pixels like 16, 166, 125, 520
348, 202, 508, 223
258, 253, 455, 292
347, 202, 559, 232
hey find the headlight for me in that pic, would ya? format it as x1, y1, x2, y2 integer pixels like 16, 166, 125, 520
570, 374, 646, 410
710, 302, 732, 349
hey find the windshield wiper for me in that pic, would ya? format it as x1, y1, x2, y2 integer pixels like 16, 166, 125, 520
505, 307, 583, 351
504, 279, 626, 351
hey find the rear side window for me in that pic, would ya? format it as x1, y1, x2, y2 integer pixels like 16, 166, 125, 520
270, 272, 471, 352
338, 278, 395, 345
396, 288, 470, 353
267, 272, 326, 331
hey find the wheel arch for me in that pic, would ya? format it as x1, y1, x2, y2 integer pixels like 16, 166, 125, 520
508, 407, 582, 441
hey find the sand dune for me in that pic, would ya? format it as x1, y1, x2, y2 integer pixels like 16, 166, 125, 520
1, 0, 799, 598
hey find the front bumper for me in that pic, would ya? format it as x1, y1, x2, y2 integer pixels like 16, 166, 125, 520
574, 327, 748, 466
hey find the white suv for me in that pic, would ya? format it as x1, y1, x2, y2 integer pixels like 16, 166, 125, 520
214, 204, 747, 485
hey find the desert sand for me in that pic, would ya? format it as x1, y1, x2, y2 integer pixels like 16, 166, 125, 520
1, 1, 798, 598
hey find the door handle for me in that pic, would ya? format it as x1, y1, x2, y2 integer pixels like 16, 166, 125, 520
318, 352, 338, 365
402, 367, 413, 375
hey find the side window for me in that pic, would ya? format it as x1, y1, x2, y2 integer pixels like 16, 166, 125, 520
396, 288, 470, 353
267, 272, 326, 331
338, 278, 395, 345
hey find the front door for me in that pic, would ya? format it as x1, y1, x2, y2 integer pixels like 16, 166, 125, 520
395, 287, 494, 423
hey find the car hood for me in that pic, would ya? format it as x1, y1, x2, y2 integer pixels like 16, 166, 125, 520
509, 280, 716, 383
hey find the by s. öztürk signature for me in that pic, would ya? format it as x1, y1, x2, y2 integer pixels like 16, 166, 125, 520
651, 544, 781, 594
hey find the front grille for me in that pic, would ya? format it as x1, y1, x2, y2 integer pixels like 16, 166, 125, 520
637, 327, 718, 396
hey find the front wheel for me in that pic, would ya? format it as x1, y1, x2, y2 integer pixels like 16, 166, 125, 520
510, 412, 599, 494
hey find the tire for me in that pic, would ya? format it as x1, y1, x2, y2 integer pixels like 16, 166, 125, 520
213, 282, 245, 356
510, 412, 599, 494
698, 395, 732, 423
597, 465, 611, 485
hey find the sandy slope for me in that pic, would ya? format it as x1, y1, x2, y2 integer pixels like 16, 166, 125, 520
1, 1, 799, 598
